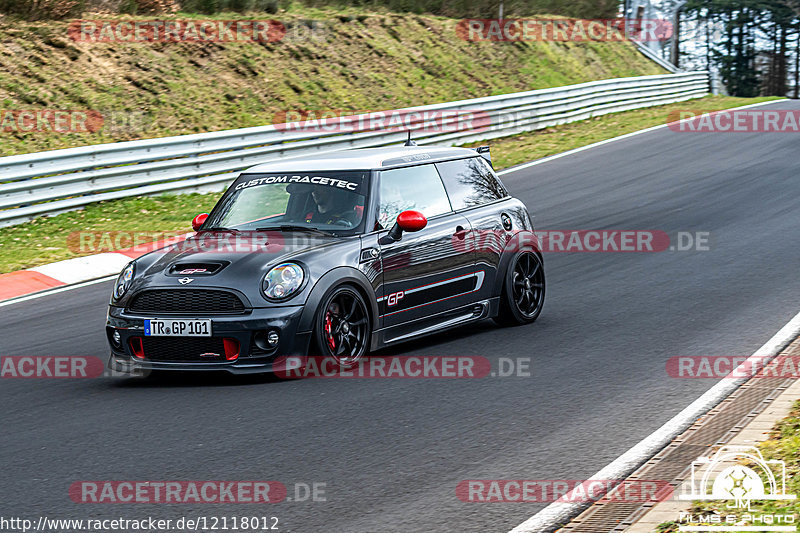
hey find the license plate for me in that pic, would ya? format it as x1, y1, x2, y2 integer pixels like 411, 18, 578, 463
144, 319, 211, 337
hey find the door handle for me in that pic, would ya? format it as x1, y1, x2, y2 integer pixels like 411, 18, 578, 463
454, 225, 466, 240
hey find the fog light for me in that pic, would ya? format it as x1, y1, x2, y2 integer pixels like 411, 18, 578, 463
111, 330, 121, 348
267, 331, 280, 346
253, 330, 280, 352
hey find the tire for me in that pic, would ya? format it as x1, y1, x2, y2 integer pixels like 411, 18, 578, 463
313, 285, 371, 368
494, 251, 545, 326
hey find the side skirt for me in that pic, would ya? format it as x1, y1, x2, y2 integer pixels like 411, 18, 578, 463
371, 298, 499, 349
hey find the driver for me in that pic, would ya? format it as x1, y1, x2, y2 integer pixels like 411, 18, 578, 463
305, 185, 359, 226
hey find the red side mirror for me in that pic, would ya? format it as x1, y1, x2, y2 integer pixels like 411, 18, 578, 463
396, 210, 427, 232
192, 213, 209, 232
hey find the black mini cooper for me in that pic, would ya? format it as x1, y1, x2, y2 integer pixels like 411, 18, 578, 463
106, 145, 545, 374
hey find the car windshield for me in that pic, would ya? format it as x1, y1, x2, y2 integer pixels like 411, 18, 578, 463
204, 171, 369, 233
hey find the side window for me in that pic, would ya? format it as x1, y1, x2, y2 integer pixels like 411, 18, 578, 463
435, 157, 508, 210
377, 164, 452, 229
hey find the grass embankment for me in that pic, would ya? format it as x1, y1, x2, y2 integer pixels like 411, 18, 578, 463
0, 7, 663, 156
654, 399, 800, 532
0, 95, 779, 273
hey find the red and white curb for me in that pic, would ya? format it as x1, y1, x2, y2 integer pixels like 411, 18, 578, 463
0, 253, 133, 301
0, 234, 191, 303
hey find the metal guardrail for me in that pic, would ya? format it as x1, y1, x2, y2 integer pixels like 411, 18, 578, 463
633, 41, 680, 73
0, 71, 709, 227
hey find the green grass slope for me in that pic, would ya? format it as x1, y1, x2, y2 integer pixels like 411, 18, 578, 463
0, 7, 665, 155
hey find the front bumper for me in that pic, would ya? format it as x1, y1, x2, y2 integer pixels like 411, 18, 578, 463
106, 305, 311, 374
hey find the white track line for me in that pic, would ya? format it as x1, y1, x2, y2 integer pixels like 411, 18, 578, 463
509, 309, 800, 533
496, 99, 784, 177
506, 97, 793, 533
0, 275, 117, 307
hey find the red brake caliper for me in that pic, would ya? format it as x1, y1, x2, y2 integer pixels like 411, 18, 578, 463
324, 312, 336, 351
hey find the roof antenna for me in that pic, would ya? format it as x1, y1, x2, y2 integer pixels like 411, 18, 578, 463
404, 130, 417, 146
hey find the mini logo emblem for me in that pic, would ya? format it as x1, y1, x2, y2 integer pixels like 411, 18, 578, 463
178, 277, 194, 285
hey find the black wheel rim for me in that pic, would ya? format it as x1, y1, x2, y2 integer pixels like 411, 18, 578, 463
323, 290, 369, 366
512, 253, 544, 318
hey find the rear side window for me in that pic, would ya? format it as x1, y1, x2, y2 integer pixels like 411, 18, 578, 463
435, 157, 508, 210
377, 164, 452, 229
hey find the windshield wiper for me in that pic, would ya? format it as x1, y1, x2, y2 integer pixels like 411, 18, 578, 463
198, 226, 242, 234
255, 225, 335, 237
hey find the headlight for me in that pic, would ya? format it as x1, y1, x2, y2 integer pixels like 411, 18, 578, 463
262, 263, 305, 301
113, 262, 135, 300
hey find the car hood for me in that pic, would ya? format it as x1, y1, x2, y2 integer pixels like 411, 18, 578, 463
119, 231, 359, 307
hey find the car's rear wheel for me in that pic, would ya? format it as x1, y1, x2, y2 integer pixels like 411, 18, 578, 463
494, 251, 545, 326
314, 285, 371, 368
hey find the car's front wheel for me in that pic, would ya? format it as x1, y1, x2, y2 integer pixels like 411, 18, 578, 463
314, 285, 371, 368
494, 251, 545, 326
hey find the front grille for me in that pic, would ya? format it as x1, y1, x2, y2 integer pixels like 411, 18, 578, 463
136, 337, 234, 362
128, 290, 245, 314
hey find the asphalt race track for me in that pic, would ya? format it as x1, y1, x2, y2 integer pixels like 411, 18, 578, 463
2, 99, 800, 533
